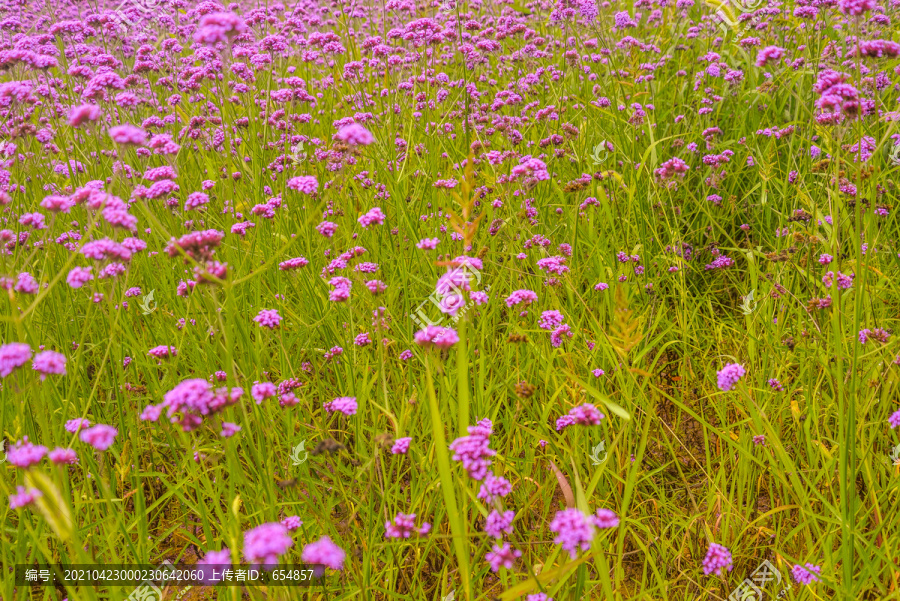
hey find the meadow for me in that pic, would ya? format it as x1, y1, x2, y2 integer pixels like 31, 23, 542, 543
1, 0, 899, 599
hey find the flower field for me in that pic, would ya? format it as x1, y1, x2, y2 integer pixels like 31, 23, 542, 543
1, 0, 899, 599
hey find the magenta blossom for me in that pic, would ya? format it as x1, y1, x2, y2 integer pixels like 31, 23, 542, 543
79, 424, 118, 451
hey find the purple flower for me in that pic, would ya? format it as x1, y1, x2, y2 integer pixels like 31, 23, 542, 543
391, 437, 412, 454
414, 326, 459, 349
220, 422, 241, 438
592, 508, 619, 529
791, 563, 821, 584
282, 516, 303, 531
701, 543, 733, 576
197, 548, 231, 584
324, 396, 358, 416
890, 410, 900, 429
9, 486, 41, 509
485, 542, 521, 572
505, 289, 538, 307
79, 424, 118, 451
336, 123, 375, 146
0, 343, 32, 377
108, 124, 146, 145
477, 473, 512, 502
301, 536, 346, 573
251, 382, 277, 404
243, 522, 293, 568
48, 447, 78, 464
716, 363, 745, 392
65, 418, 91, 433
556, 403, 605, 431
287, 176, 318, 194
358, 207, 386, 227
69, 104, 101, 127
66, 267, 94, 288
449, 419, 496, 480
254, 309, 282, 329
485, 510, 515, 538
158, 379, 242, 431
755, 46, 785, 67
549, 509, 595, 559
385, 512, 430, 538
838, 0, 874, 15
7, 438, 47, 468
316, 221, 338, 238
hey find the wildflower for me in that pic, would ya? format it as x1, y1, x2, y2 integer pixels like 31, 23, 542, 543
477, 473, 512, 502
220, 422, 241, 438
0, 343, 32, 377
251, 382, 277, 403
9, 486, 41, 509
391, 437, 411, 454
838, 0, 874, 15
65, 418, 91, 433
755, 46, 785, 67
336, 123, 375, 146
449, 419, 496, 480
505, 289, 538, 307
254, 309, 282, 329
324, 396, 358, 416
287, 176, 318, 194
485, 510, 515, 538
716, 363, 745, 392
79, 424, 118, 451
414, 325, 459, 348
48, 448, 78, 464
243, 522, 293, 568
279, 257, 309, 271
317, 221, 338, 238
197, 548, 231, 584
385, 513, 431, 538
32, 351, 66, 379
550, 509, 596, 558
592, 509, 619, 528
108, 124, 146, 145
701, 543, 733, 576
792, 563, 822, 584
155, 379, 242, 431
556, 404, 604, 431
66, 267, 94, 288
282, 516, 303, 531
485, 543, 522, 572
752, 435, 766, 446
301, 536, 346, 573
358, 207, 386, 227
888, 410, 900, 429
7, 438, 47, 468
